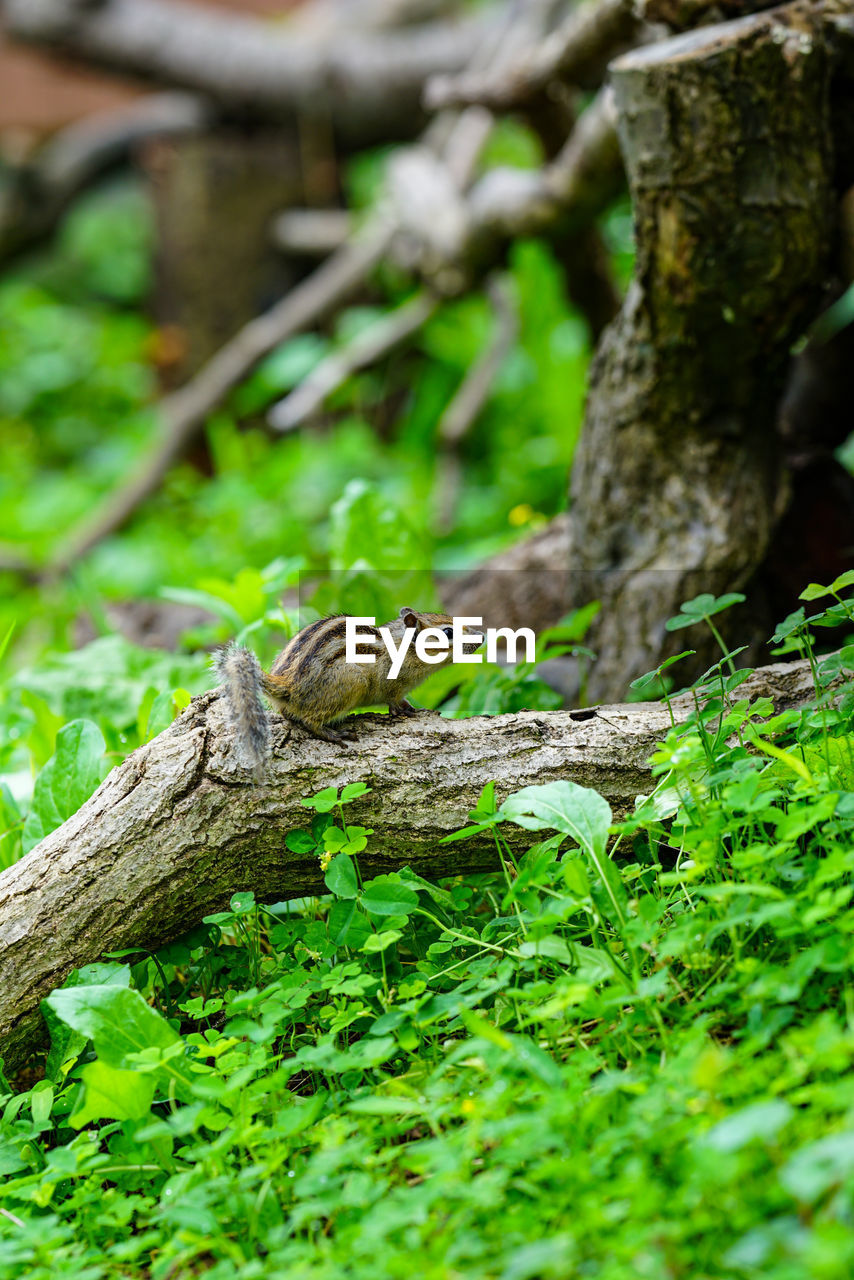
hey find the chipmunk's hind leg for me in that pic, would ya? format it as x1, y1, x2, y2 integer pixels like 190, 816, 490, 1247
388, 700, 421, 718
284, 711, 356, 746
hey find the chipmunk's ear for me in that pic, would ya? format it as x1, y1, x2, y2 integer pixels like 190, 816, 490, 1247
399, 606, 419, 630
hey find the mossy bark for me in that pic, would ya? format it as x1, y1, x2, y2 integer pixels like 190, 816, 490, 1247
567, 2, 834, 700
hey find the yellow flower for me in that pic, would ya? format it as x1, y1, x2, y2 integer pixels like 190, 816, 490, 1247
508, 503, 536, 527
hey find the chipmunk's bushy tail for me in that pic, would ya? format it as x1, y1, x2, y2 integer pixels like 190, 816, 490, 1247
213, 643, 271, 776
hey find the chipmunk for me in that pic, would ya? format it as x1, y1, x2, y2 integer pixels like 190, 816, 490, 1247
214, 607, 480, 773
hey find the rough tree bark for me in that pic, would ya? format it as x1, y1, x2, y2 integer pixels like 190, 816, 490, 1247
0, 652, 829, 1073
564, 2, 835, 701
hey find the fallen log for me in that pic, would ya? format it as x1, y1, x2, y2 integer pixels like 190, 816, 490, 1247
0, 652, 826, 1071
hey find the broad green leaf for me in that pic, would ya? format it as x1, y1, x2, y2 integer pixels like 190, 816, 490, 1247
519, 936, 574, 963
779, 1131, 854, 1203
502, 781, 611, 854
325, 853, 358, 899
702, 1100, 792, 1153
70, 1060, 156, 1127
43, 963, 131, 1080
361, 874, 419, 917
502, 781, 624, 925
285, 829, 317, 854
22, 719, 108, 854
45, 985, 179, 1071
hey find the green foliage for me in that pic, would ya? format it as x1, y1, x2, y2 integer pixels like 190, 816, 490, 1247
21, 720, 107, 854
1, 593, 853, 1277
1, 172, 594, 665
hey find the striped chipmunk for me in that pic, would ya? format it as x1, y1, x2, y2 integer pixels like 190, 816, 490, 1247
215, 607, 482, 772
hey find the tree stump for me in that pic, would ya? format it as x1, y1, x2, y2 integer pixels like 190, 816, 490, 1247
567, 2, 834, 700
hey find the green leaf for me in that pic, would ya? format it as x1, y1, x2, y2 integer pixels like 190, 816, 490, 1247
230, 891, 255, 914
301, 786, 339, 813
45, 985, 179, 1071
361, 929, 403, 954
143, 688, 190, 742
29, 1080, 54, 1130
779, 1131, 854, 1204
0, 782, 22, 871
629, 651, 696, 690
502, 781, 611, 855
396, 866, 457, 914
340, 782, 371, 804
665, 593, 745, 631
361, 874, 420, 917
702, 1100, 793, 1153
474, 779, 496, 815
70, 1060, 156, 1127
502, 781, 624, 926
799, 582, 832, 602
43, 963, 131, 1080
22, 719, 108, 854
325, 853, 358, 899
285, 829, 317, 854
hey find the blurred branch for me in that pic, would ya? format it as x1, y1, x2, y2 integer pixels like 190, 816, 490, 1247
36, 2, 608, 579
291, 0, 459, 32
393, 88, 623, 286
40, 89, 619, 579
268, 290, 438, 432
47, 221, 395, 577
438, 275, 517, 447
426, 0, 644, 110
2, 0, 492, 146
0, 92, 209, 263
435, 273, 518, 531
271, 209, 352, 257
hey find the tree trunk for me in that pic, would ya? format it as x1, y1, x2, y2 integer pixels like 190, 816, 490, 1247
565, 2, 834, 701
0, 652, 826, 1073
145, 129, 309, 384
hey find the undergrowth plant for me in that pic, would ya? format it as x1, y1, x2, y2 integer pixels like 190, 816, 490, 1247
0, 584, 853, 1277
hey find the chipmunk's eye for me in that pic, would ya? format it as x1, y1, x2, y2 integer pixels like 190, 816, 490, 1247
443, 626, 454, 638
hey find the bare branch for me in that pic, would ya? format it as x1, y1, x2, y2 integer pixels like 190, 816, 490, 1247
268, 290, 438, 432
438, 277, 517, 444
291, 0, 460, 33
435, 274, 518, 529
48, 221, 394, 576
37, 3, 589, 578
271, 209, 353, 257
426, 0, 644, 111
0, 652, 827, 1071
3, 0, 491, 145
